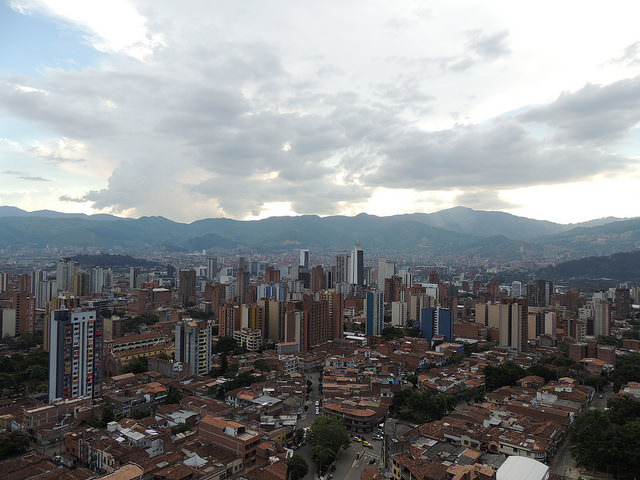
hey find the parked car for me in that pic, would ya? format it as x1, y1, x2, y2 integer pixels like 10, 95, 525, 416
353, 436, 362, 442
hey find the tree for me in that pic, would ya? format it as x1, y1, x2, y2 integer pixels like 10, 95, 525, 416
308, 416, 350, 455
611, 353, 640, 390
166, 385, 182, 404
171, 423, 191, 435
287, 454, 309, 480
213, 336, 238, 355
101, 406, 115, 426
254, 359, 271, 372
483, 362, 526, 391
381, 327, 404, 340
294, 428, 305, 445
0, 431, 30, 460
527, 364, 557, 383
312, 446, 336, 474
406, 374, 419, 388
391, 390, 456, 424
121, 356, 148, 374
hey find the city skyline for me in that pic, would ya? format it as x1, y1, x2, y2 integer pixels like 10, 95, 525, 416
1, 2, 640, 223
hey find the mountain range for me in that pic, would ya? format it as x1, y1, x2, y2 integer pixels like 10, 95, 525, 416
0, 205, 637, 260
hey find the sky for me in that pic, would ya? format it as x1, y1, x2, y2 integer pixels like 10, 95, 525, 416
1, 1, 640, 224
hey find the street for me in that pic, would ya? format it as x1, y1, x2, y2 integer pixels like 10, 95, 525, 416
292, 371, 383, 480
549, 388, 614, 478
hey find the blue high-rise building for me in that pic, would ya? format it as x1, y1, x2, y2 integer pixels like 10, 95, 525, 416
420, 307, 454, 342
366, 291, 384, 336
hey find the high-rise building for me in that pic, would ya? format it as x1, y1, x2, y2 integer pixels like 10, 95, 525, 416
499, 298, 528, 352
0, 272, 9, 292
391, 301, 407, 327
335, 252, 350, 285
511, 281, 522, 298
420, 307, 454, 342
311, 265, 326, 293
236, 269, 250, 305
175, 319, 212, 376
528, 280, 553, 307
73, 273, 90, 297
365, 291, 384, 336
377, 258, 395, 293
349, 244, 364, 286
88, 266, 104, 294
299, 249, 310, 270
265, 266, 281, 284
219, 302, 240, 338
179, 270, 197, 306
15, 292, 35, 334
48, 309, 104, 402
57, 258, 79, 292
35, 279, 56, 310
593, 298, 611, 337
129, 267, 142, 290
206, 257, 218, 281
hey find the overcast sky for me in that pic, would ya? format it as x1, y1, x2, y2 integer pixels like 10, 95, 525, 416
2, 0, 640, 224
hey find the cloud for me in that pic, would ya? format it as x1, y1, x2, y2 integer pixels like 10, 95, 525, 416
1, 3, 639, 221
467, 29, 511, 59
59, 195, 85, 202
521, 76, 640, 145
3, 170, 50, 181
611, 41, 640, 67
362, 118, 633, 191
453, 190, 517, 211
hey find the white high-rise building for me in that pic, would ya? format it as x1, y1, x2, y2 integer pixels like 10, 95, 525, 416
129, 267, 142, 290
511, 281, 522, 298
49, 309, 103, 401
335, 252, 350, 284
377, 258, 396, 292
391, 301, 407, 327
349, 244, 364, 286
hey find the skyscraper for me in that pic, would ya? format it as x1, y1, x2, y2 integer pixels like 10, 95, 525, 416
206, 257, 218, 281
299, 249, 310, 270
49, 309, 104, 401
175, 319, 212, 376
335, 252, 349, 285
420, 307, 454, 342
129, 266, 142, 290
349, 244, 364, 286
179, 270, 197, 306
365, 291, 384, 336
377, 258, 395, 293
57, 258, 79, 292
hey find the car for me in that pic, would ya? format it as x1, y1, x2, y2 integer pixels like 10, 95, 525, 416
315, 408, 320, 414
315, 400, 319, 406
353, 436, 362, 442
363, 441, 372, 448
369, 458, 376, 464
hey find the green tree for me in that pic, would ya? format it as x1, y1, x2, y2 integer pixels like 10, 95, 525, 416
166, 385, 182, 404
101, 406, 115, 426
381, 327, 404, 340
254, 359, 271, 372
406, 374, 419, 387
308, 416, 350, 455
121, 356, 148, 374
483, 362, 526, 391
312, 445, 336, 474
287, 454, 309, 480
527, 364, 558, 383
171, 423, 191, 435
611, 353, 640, 390
294, 428, 305, 445
391, 390, 456, 424
0, 431, 30, 460
608, 396, 640, 425
213, 336, 238, 355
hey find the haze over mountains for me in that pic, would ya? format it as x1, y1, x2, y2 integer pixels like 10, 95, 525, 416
0, 205, 637, 260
